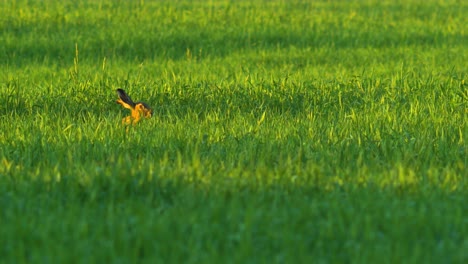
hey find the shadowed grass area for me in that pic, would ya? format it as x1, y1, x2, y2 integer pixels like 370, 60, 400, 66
0, 0, 467, 263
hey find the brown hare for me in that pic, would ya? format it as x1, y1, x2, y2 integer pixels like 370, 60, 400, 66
116, 88, 152, 124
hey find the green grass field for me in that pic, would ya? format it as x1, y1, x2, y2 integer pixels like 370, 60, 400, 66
1, 0, 467, 263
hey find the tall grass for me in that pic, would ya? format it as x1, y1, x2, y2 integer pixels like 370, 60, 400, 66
0, 0, 466, 263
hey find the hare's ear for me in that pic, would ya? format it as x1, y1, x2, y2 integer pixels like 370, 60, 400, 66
116, 89, 136, 107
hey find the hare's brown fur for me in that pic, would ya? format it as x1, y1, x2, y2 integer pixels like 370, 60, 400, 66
116, 89, 152, 124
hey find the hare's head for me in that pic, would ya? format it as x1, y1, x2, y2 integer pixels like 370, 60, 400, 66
135, 103, 153, 118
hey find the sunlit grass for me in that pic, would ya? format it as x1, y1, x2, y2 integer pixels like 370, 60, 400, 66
0, 0, 466, 263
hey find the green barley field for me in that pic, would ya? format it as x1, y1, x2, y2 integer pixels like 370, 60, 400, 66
1, 0, 466, 263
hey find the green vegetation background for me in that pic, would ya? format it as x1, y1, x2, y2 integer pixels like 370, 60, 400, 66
0, 0, 466, 263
